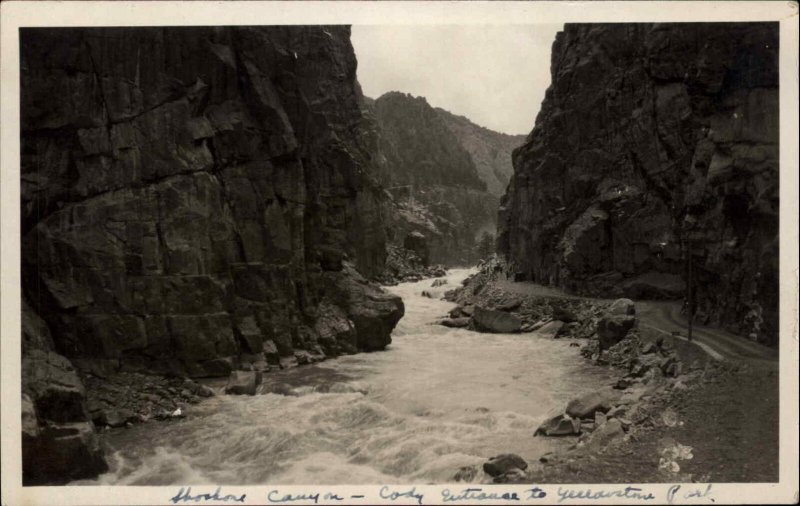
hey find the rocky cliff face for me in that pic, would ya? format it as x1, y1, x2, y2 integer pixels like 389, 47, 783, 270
20, 26, 404, 482
369, 92, 502, 266
498, 23, 778, 344
436, 108, 526, 197
372, 92, 488, 192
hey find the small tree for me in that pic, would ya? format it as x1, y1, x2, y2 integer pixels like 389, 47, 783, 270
476, 231, 495, 260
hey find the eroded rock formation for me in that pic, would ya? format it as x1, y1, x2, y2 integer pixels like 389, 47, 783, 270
21, 26, 404, 482
498, 23, 778, 344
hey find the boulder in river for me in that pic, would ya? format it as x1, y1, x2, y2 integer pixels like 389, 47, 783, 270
565, 387, 623, 419
224, 371, 262, 396
535, 320, 564, 339
483, 453, 528, 477
294, 350, 325, 366
431, 266, 447, 277
472, 306, 522, 333
535, 413, 581, 436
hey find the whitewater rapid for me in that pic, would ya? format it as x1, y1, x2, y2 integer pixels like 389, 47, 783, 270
78, 269, 615, 485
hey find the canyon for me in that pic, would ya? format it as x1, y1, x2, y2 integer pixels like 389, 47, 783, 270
17, 22, 781, 487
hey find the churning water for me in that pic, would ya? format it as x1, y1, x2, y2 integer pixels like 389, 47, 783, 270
78, 269, 615, 485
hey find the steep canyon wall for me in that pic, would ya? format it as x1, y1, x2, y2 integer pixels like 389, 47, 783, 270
498, 23, 779, 344
20, 26, 404, 482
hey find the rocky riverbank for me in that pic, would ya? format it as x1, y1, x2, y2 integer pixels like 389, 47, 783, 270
447, 259, 778, 484
521, 359, 778, 483
442, 257, 605, 338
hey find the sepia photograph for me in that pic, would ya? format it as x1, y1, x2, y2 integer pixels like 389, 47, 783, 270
2, 2, 798, 505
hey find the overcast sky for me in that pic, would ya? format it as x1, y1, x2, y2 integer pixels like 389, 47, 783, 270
351, 24, 563, 136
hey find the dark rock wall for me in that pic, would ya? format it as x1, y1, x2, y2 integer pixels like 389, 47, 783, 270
21, 26, 403, 380
498, 23, 778, 344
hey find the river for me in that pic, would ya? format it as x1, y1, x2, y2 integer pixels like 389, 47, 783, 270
78, 268, 615, 485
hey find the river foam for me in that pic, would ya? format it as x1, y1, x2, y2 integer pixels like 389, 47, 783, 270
76, 268, 615, 485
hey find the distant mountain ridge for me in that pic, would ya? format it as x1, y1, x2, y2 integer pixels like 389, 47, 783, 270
363, 92, 526, 197
435, 107, 527, 197
372, 92, 488, 191
365, 91, 521, 266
